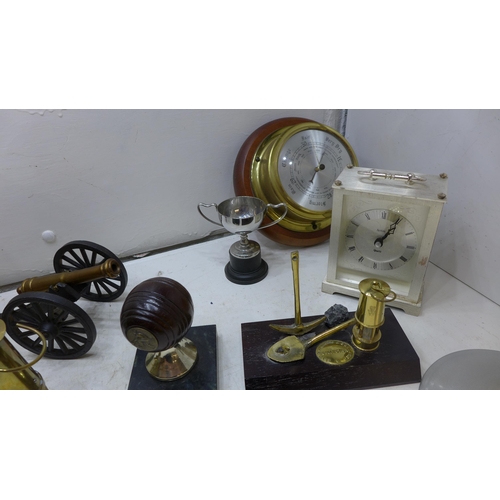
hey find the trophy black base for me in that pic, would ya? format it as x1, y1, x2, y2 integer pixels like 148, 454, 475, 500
225, 253, 268, 285
241, 309, 421, 390
128, 325, 217, 390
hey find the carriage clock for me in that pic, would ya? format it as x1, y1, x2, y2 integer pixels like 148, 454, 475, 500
321, 167, 448, 316
233, 117, 358, 247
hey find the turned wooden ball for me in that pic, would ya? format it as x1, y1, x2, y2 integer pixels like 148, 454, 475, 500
120, 277, 194, 352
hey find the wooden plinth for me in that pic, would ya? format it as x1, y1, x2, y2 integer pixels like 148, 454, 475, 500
128, 325, 217, 390
241, 309, 421, 390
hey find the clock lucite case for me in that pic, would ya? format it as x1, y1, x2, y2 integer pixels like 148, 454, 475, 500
322, 167, 448, 316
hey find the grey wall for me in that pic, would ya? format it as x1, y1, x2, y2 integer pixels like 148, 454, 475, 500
0, 109, 341, 287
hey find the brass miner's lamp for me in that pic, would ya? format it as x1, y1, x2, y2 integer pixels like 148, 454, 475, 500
352, 278, 396, 351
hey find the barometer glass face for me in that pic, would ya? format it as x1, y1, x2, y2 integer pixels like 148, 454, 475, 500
277, 129, 350, 213
234, 118, 358, 246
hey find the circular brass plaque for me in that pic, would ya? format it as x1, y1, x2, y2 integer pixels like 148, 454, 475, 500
316, 340, 355, 366
126, 327, 159, 351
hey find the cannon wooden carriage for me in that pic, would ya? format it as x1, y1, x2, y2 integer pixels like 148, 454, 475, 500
1, 241, 128, 359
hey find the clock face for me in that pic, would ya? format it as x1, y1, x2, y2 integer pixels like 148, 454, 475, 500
322, 167, 448, 316
335, 194, 431, 290
345, 209, 418, 271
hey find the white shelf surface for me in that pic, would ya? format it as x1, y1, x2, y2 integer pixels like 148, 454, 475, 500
1, 233, 499, 390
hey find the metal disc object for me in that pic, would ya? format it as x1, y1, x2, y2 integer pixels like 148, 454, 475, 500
316, 340, 355, 366
419, 349, 500, 390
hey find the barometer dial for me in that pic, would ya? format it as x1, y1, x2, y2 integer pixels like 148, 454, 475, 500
234, 117, 358, 246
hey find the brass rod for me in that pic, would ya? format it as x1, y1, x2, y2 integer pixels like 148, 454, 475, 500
305, 317, 357, 349
291, 251, 301, 325
17, 259, 121, 294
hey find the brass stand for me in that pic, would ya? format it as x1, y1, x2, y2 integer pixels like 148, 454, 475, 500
128, 325, 217, 390
145, 338, 198, 381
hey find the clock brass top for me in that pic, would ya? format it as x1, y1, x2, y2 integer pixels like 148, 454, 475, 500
337, 167, 448, 202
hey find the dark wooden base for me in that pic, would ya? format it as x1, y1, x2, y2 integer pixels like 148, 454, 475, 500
241, 309, 421, 390
225, 257, 269, 285
128, 325, 217, 390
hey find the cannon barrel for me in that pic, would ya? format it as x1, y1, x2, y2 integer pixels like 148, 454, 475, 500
17, 259, 121, 294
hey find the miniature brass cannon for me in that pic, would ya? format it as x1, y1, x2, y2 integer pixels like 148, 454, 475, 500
1, 241, 128, 360
17, 258, 121, 294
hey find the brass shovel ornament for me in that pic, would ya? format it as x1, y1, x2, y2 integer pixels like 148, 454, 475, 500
269, 251, 325, 335
267, 317, 357, 363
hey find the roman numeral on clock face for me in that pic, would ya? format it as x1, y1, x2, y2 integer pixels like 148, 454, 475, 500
344, 209, 418, 271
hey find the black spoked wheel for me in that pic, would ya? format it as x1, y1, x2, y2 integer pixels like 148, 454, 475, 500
3, 292, 97, 359
53, 240, 128, 302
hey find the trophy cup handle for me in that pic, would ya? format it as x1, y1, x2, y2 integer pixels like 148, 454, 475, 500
259, 203, 288, 230
197, 203, 223, 227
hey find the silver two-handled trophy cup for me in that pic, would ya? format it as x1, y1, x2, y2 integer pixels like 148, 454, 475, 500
198, 196, 287, 284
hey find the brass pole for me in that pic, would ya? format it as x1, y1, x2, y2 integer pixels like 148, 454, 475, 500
17, 259, 121, 294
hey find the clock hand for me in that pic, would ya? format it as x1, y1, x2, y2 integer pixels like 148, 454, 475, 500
374, 217, 402, 248
309, 163, 326, 183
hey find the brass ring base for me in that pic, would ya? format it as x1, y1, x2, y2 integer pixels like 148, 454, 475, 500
351, 323, 382, 352
145, 338, 198, 381
351, 335, 380, 352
